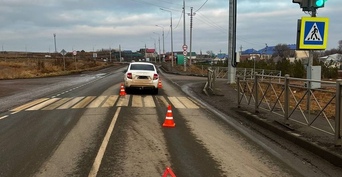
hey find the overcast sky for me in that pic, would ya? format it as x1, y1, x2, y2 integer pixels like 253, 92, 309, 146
0, 0, 340, 54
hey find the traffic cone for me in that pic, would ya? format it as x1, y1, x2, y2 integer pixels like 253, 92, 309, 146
163, 105, 175, 128
119, 83, 126, 96
158, 78, 163, 89
162, 167, 176, 177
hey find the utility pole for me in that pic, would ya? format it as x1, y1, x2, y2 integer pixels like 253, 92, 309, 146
145, 44, 147, 60
119, 44, 122, 62
183, 0, 187, 71
188, 7, 196, 66
162, 29, 165, 55
53, 33, 57, 53
153, 32, 161, 63
307, 8, 317, 81
158, 37, 161, 62
160, 8, 174, 67
156, 25, 165, 63
151, 37, 157, 63
228, 0, 237, 83
109, 46, 112, 62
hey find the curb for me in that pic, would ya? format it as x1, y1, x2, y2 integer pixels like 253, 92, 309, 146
236, 109, 342, 168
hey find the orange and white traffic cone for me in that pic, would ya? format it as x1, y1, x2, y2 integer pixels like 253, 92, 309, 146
119, 83, 126, 96
163, 105, 175, 128
158, 78, 163, 89
162, 167, 176, 177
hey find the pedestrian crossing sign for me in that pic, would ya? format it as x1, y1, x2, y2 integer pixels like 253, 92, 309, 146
299, 17, 329, 50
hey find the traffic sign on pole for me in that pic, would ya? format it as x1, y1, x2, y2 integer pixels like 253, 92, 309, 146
183, 51, 188, 56
182, 45, 188, 51
299, 16, 329, 49
60, 49, 67, 56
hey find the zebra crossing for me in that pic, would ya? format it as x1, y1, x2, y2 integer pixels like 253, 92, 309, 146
10, 95, 200, 112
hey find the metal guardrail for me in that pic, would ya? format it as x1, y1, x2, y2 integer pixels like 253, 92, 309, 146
203, 67, 282, 79
236, 68, 282, 80
237, 74, 342, 145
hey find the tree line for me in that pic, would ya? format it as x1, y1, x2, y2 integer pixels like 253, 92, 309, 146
216, 41, 342, 79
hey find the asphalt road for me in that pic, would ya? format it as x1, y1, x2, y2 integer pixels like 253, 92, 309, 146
0, 65, 340, 177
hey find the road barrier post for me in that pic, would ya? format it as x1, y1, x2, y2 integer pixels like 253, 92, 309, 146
237, 76, 241, 108
335, 80, 342, 146
284, 74, 290, 123
254, 74, 259, 113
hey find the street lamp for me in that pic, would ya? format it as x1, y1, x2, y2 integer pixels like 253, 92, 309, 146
153, 32, 161, 63
160, 8, 174, 67
155, 25, 165, 62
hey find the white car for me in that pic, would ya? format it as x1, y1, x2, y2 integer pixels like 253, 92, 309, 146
123, 62, 159, 94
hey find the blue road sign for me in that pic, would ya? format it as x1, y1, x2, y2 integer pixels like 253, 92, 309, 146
299, 17, 329, 50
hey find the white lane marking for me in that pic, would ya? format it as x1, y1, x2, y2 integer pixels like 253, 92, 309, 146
87, 96, 107, 108
72, 96, 96, 109
42, 98, 73, 110
178, 97, 199, 109
88, 107, 121, 177
10, 98, 49, 112
9, 95, 201, 112
0, 115, 8, 120
143, 96, 155, 107
168, 97, 186, 108
57, 97, 84, 109
102, 95, 118, 107
132, 95, 143, 107
117, 95, 130, 107
26, 98, 60, 111
157, 96, 169, 108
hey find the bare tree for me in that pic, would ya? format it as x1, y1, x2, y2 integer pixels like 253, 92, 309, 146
272, 44, 293, 59
338, 40, 342, 52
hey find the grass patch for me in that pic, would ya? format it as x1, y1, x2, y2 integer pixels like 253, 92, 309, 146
0, 58, 111, 79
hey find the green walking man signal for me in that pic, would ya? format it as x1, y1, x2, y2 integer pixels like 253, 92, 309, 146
292, 0, 327, 10
314, 0, 327, 7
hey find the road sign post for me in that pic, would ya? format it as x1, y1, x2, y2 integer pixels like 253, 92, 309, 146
60, 49, 67, 71
73, 50, 77, 70
182, 45, 188, 70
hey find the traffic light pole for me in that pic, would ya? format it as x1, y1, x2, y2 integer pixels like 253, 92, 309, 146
227, 0, 237, 84
306, 7, 317, 114
307, 8, 316, 80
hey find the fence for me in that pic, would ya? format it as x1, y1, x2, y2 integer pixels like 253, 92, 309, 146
203, 67, 217, 95
201, 67, 281, 79
237, 74, 342, 145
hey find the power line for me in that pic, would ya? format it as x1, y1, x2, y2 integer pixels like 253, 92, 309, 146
196, 13, 269, 49
195, 0, 208, 12
130, 0, 180, 11
173, 11, 183, 30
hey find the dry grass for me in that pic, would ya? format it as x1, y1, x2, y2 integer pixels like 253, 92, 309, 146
0, 58, 109, 79
252, 81, 337, 119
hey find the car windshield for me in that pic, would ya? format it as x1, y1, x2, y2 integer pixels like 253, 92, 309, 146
130, 64, 155, 71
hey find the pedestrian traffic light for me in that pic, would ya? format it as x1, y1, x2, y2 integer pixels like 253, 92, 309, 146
312, 0, 327, 8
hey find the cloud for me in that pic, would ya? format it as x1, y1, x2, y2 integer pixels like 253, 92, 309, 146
0, 0, 340, 54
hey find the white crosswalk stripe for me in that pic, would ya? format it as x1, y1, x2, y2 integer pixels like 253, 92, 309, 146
9, 95, 199, 112
101, 95, 118, 107
57, 97, 84, 109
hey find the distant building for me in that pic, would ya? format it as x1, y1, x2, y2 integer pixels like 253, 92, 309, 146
241, 44, 308, 63
319, 53, 342, 68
